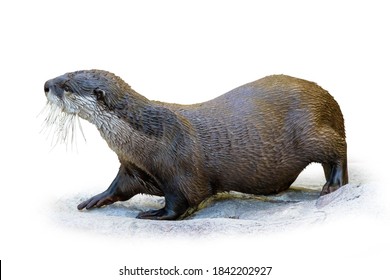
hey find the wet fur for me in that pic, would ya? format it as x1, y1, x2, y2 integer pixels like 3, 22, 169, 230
44, 70, 348, 220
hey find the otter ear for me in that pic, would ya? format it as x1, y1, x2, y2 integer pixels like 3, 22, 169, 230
93, 88, 106, 101
93, 88, 117, 110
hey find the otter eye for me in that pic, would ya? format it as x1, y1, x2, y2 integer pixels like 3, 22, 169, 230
63, 85, 71, 92
93, 88, 106, 101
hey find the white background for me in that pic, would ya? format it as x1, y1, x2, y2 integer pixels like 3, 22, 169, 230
1, 0, 389, 279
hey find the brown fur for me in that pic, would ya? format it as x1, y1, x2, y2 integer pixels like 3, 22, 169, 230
44, 70, 348, 220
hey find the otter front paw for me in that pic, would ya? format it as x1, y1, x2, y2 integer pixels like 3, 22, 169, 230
77, 191, 119, 210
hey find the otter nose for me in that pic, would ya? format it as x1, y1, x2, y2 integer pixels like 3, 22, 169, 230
44, 81, 51, 95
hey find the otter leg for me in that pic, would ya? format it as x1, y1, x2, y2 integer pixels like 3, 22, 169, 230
137, 191, 189, 220
320, 159, 348, 196
322, 163, 332, 182
310, 125, 348, 196
77, 166, 132, 210
77, 164, 161, 210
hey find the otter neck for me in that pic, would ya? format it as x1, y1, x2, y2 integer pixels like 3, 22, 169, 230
92, 96, 181, 163
117, 96, 168, 139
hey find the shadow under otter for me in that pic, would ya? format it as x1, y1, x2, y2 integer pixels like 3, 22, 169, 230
44, 70, 348, 220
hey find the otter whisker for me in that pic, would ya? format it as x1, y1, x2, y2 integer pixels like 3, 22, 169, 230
77, 114, 87, 142
39, 102, 86, 150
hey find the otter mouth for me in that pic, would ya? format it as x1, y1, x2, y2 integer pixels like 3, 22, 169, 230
41, 88, 86, 148
45, 88, 81, 115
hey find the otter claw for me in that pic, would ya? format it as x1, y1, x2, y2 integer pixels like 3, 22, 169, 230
77, 192, 118, 210
77, 199, 91, 210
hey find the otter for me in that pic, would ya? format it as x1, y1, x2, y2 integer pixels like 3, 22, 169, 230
43, 70, 348, 220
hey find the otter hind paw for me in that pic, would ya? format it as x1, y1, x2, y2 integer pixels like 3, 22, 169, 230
136, 208, 180, 220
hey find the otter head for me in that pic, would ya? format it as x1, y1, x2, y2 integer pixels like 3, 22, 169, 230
44, 69, 130, 122
42, 69, 139, 146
